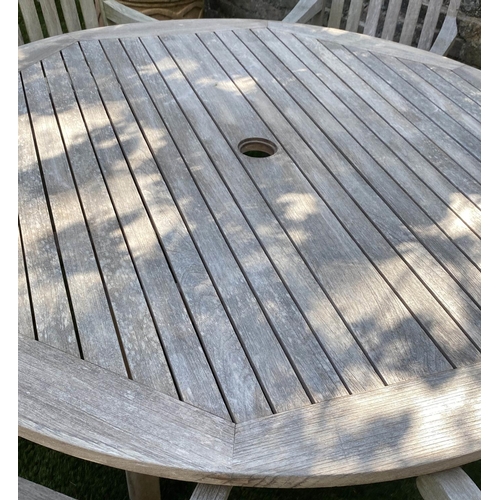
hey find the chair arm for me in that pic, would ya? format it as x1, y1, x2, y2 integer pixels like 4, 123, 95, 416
103, 0, 158, 24
283, 0, 324, 24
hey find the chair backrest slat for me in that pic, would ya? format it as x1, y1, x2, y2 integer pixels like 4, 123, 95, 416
345, 0, 364, 32
59, 0, 83, 32
399, 0, 423, 45
38, 0, 63, 37
418, 0, 444, 50
18, 25, 25, 45
79, 0, 100, 29
327, 0, 344, 28
381, 0, 403, 40
363, 0, 383, 36
324, 0, 460, 56
19, 0, 45, 43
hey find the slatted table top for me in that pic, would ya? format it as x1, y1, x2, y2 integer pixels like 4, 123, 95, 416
18, 19, 480, 488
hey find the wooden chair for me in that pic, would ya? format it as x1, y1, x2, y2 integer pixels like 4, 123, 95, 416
18, 0, 157, 45
283, 0, 461, 56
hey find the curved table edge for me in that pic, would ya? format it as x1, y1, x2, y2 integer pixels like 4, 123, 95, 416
19, 338, 480, 488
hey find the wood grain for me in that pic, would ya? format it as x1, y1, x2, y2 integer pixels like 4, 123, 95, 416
416, 467, 481, 500
18, 477, 76, 499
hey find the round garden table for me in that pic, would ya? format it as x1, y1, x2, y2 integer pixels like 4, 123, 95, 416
18, 19, 480, 500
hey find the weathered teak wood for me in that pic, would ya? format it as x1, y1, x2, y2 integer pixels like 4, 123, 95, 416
284, 0, 461, 56
18, 0, 155, 45
18, 19, 480, 498
18, 477, 76, 500
416, 467, 481, 500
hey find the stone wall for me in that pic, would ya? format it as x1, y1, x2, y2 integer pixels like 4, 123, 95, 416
205, 0, 481, 68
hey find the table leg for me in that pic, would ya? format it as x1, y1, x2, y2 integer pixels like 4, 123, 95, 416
190, 484, 232, 500
126, 471, 161, 500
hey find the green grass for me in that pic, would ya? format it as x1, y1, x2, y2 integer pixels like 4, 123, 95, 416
18, 437, 480, 500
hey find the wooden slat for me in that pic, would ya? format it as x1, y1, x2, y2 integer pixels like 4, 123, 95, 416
164, 31, 454, 383
18, 337, 235, 483
19, 25, 25, 46
285, 35, 482, 260
232, 364, 480, 488
433, 66, 481, 106
345, 0, 364, 32
22, 61, 127, 376
363, 0, 383, 36
400, 0, 423, 45
400, 59, 480, 121
453, 64, 481, 90
38, 0, 63, 37
140, 34, 383, 396
78, 0, 100, 28
19, 0, 45, 43
416, 467, 481, 500
261, 29, 481, 298
18, 230, 35, 340
418, 0, 444, 51
381, 0, 403, 40
190, 484, 232, 500
58, 0, 82, 32
376, 53, 481, 139
18, 477, 76, 500
61, 41, 230, 419
327, 0, 344, 28
18, 73, 79, 355
108, 36, 331, 410
41, 51, 178, 397
214, 28, 480, 358
332, 45, 481, 202
83, 38, 274, 420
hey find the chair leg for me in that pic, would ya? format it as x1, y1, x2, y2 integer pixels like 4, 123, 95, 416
126, 471, 161, 500
190, 484, 232, 500
416, 467, 480, 500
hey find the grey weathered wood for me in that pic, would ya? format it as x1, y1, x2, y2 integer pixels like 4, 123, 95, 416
433, 66, 481, 106
290, 0, 461, 55
22, 61, 127, 376
398, 58, 480, 122
18, 230, 35, 340
363, 0, 383, 36
190, 484, 232, 500
62, 41, 229, 419
418, 0, 444, 51
453, 64, 481, 90
18, 0, 45, 43
381, 0, 403, 41
18, 337, 235, 483
164, 31, 455, 383
41, 50, 178, 396
103, 0, 159, 24
78, 0, 100, 29
212, 28, 480, 356
18, 73, 79, 355
125, 472, 160, 500
333, 45, 481, 200
118, 36, 346, 406
400, 0, 423, 46
376, 53, 480, 139
18, 20, 481, 493
38, 0, 63, 37
232, 364, 480, 488
345, 0, 364, 32
416, 467, 481, 500
84, 37, 274, 420
283, 0, 324, 23
18, 477, 76, 500
58, 0, 82, 32
141, 34, 383, 396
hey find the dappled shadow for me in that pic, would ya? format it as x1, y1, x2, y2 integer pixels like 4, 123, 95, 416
18, 19, 480, 493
